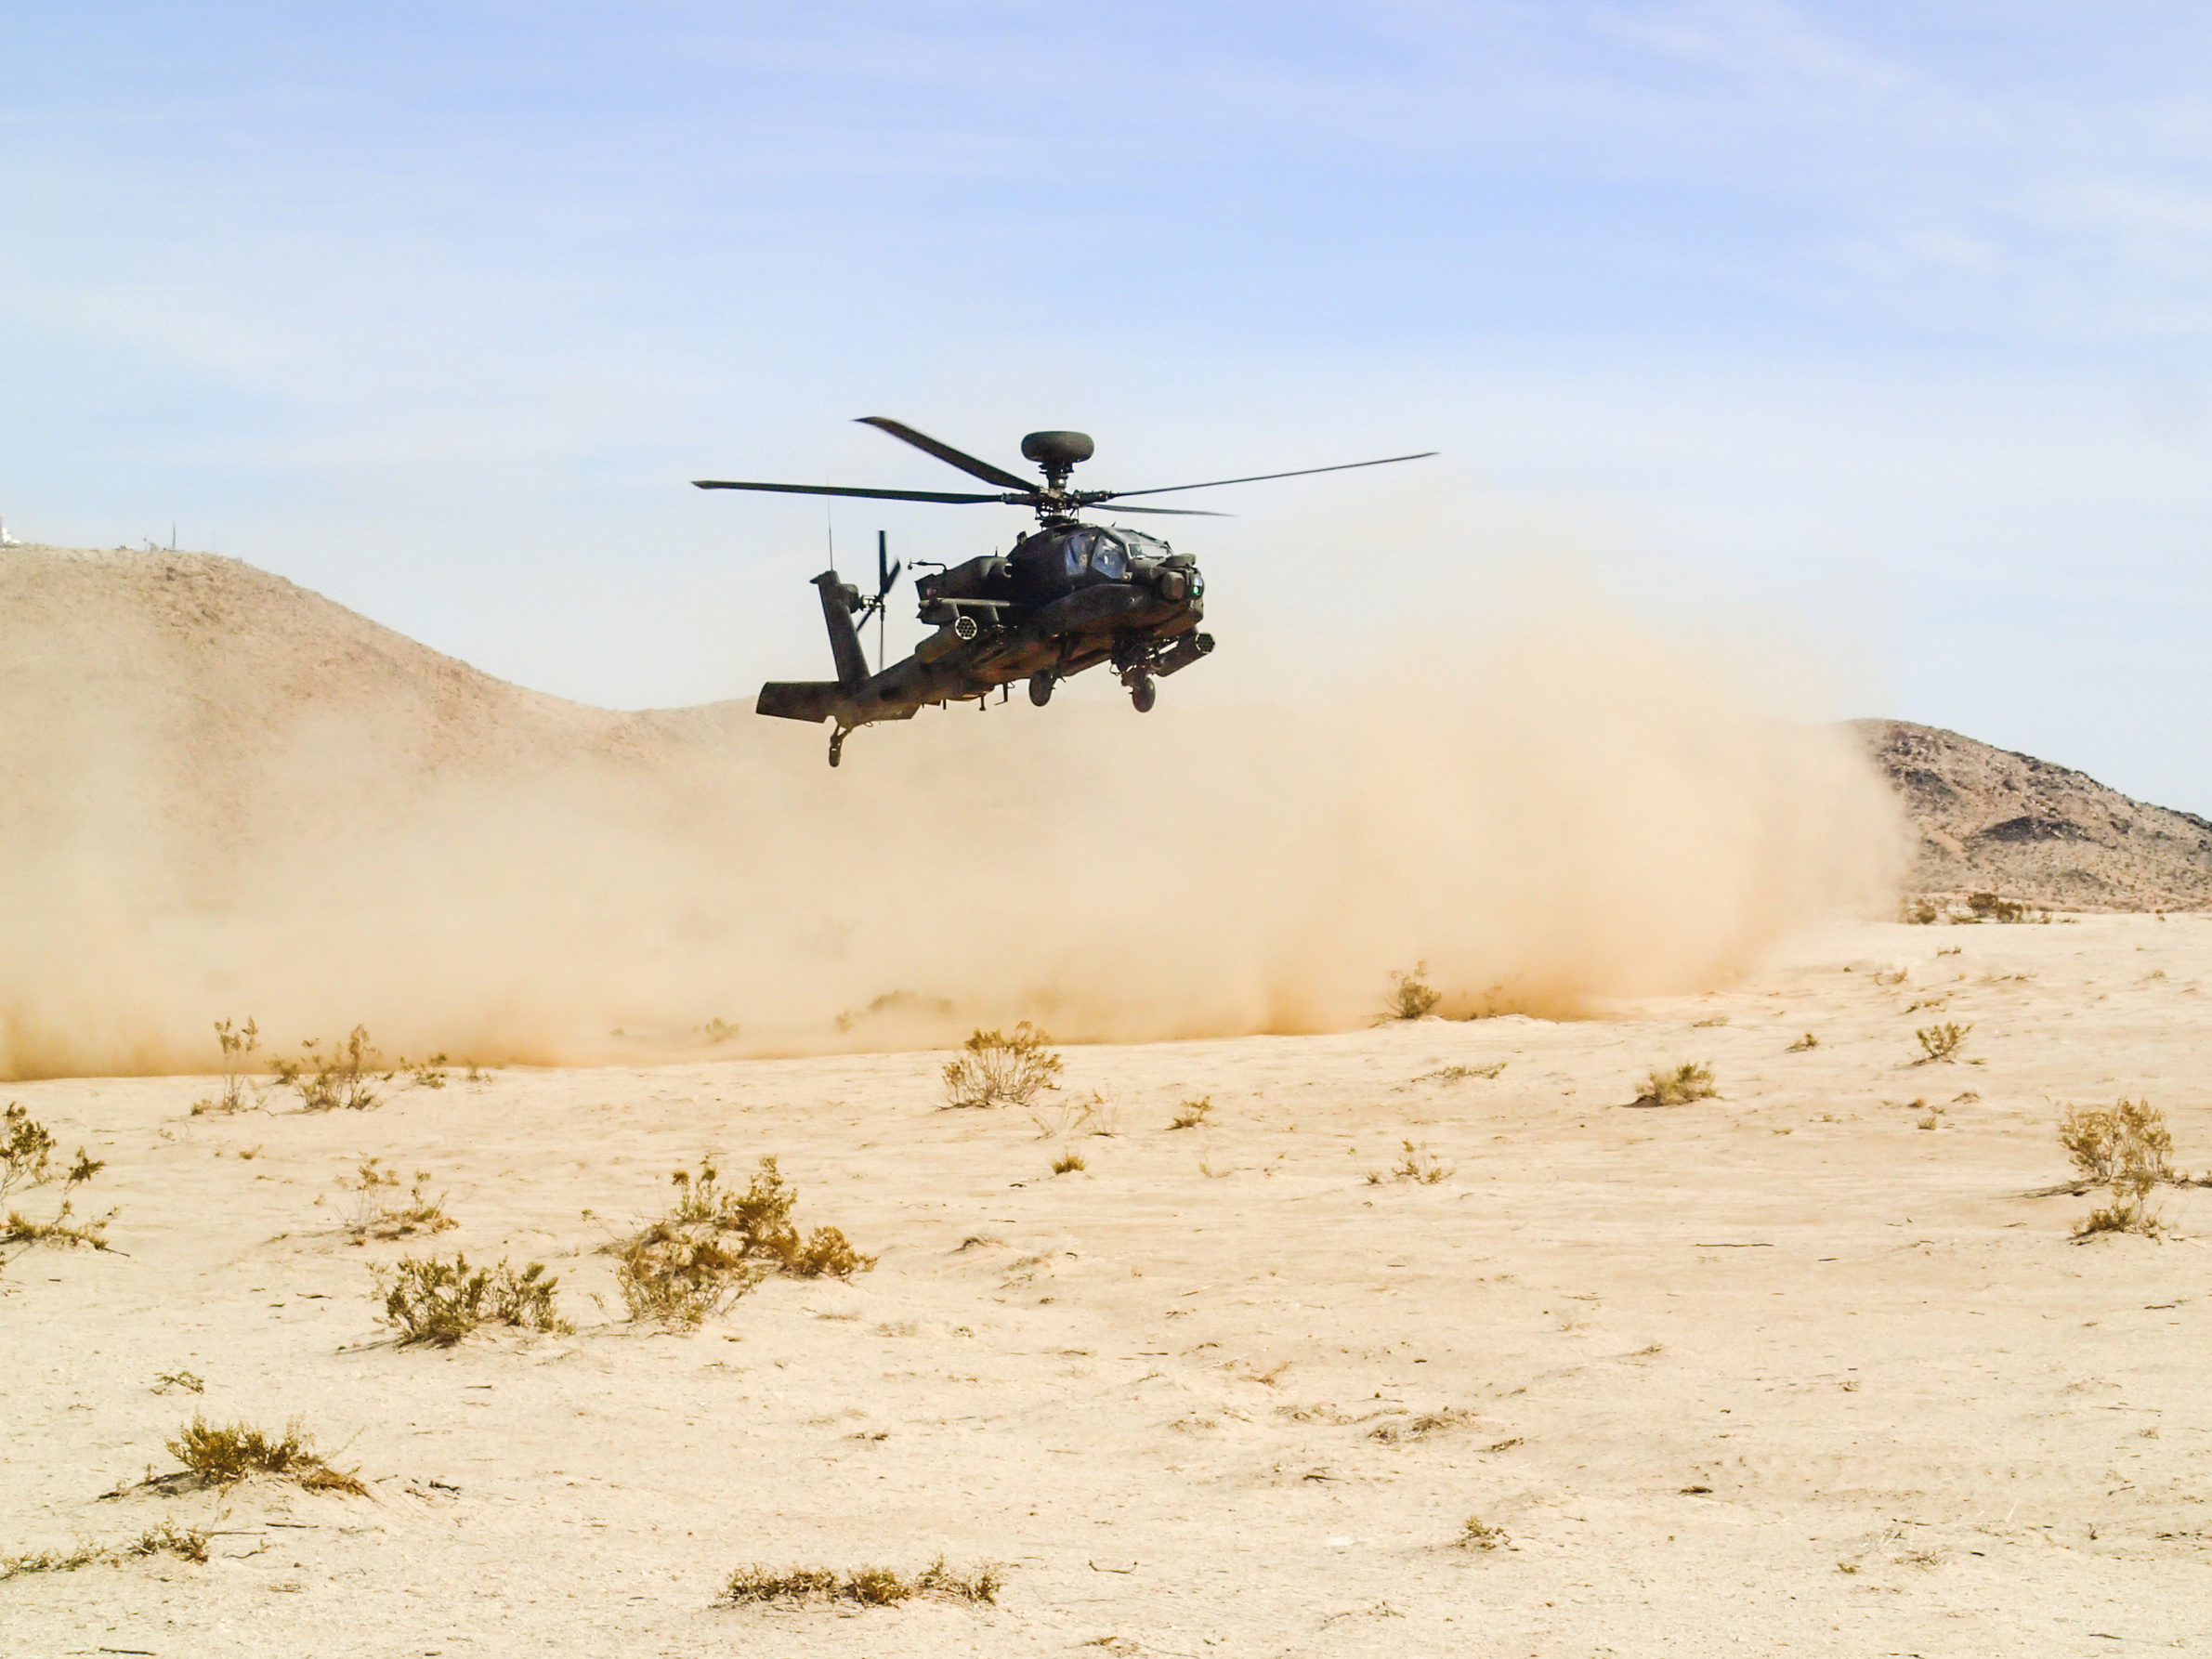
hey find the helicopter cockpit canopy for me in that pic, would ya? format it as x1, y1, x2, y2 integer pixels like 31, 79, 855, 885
1061, 529, 1125, 580
1058, 526, 1174, 581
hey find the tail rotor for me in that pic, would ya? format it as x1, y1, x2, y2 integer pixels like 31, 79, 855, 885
857, 529, 902, 672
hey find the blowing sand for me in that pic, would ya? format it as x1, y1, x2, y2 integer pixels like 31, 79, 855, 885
2, 549, 1899, 1078
5, 913, 2208, 1655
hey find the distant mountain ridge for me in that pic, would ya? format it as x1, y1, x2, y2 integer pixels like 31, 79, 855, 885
1855, 719, 2212, 912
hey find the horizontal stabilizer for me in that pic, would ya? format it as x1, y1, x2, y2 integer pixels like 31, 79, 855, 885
756, 681, 844, 724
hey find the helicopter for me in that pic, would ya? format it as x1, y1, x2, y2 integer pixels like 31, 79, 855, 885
694, 417, 1434, 765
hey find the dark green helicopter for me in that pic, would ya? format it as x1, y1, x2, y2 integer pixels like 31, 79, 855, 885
694, 417, 1433, 765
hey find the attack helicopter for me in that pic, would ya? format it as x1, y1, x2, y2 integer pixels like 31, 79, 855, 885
694, 417, 1433, 765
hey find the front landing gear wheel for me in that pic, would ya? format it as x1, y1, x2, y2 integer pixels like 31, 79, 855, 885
828, 728, 846, 767
1129, 674, 1157, 713
1028, 673, 1054, 708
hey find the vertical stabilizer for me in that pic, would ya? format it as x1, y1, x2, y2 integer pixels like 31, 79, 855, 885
812, 569, 870, 691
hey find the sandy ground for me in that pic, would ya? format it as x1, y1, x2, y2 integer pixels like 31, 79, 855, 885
5, 914, 2209, 1657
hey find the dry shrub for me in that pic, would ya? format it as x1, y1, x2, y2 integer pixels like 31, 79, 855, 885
722, 1557, 1001, 1607
164, 1416, 367, 1496
1787, 1032, 1819, 1052
334, 1158, 455, 1242
1369, 1408, 1472, 1443
1902, 897, 1942, 925
1965, 891, 2045, 923
190, 1017, 263, 1115
1, 1524, 208, 1577
2, 1104, 113, 1269
0, 1543, 104, 1579
1457, 1516, 1509, 1550
124, 1523, 210, 1564
1030, 1091, 1113, 1140
1050, 1151, 1086, 1175
377, 1254, 568, 1345
612, 1156, 875, 1326
2061, 1099, 2174, 1185
943, 1024, 1064, 1109
274, 1025, 387, 1111
1368, 1140, 1453, 1184
1415, 1062, 1506, 1084
2065, 1099, 2178, 1239
1168, 1096, 1213, 1130
1913, 1022, 1970, 1065
1632, 1063, 1717, 1107
1381, 961, 1442, 1022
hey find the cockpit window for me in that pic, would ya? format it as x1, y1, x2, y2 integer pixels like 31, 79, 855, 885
1056, 529, 1129, 581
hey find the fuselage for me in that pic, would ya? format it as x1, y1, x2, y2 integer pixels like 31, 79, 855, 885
831, 522, 1207, 717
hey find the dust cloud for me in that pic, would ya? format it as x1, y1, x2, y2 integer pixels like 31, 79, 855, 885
0, 548, 1904, 1079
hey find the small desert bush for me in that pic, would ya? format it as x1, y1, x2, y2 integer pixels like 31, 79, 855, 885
3, 1525, 211, 1575
611, 1156, 875, 1326
1787, 1032, 1820, 1052
377, 1254, 568, 1345
1913, 1022, 1971, 1065
274, 1025, 387, 1112
1168, 1096, 1213, 1130
1901, 897, 1943, 925
2064, 1099, 2179, 1239
942, 1023, 1063, 1109
0, 1543, 104, 1579
1, 1104, 113, 1269
1381, 961, 1442, 1022
1457, 1515, 1509, 1550
1633, 1064, 1718, 1107
124, 1523, 210, 1564
1965, 891, 2045, 923
1030, 1090, 1114, 1140
164, 1416, 367, 1496
2061, 1099, 2175, 1186
332, 1158, 455, 1242
1370, 1408, 1472, 1443
1415, 1062, 1506, 1084
722, 1557, 1001, 1607
1368, 1140, 1453, 1184
1050, 1151, 1086, 1175
190, 1017, 262, 1115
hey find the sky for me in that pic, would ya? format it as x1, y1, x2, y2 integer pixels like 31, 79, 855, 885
5, 1, 2209, 811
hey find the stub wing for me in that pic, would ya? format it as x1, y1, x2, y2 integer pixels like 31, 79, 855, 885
756, 681, 844, 724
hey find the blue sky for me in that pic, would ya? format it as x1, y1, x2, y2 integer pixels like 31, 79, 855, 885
6, 2, 2209, 809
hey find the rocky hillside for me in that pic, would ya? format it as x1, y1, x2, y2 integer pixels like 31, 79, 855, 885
1856, 719, 2212, 912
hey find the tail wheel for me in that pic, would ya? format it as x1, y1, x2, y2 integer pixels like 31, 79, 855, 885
1028, 673, 1054, 707
828, 728, 846, 767
1129, 675, 1157, 713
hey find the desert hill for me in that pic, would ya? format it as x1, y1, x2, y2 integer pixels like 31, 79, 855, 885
1856, 718, 2212, 912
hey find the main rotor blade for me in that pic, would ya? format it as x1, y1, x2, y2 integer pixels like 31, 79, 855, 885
1089, 451, 1437, 501
692, 478, 1017, 505
1085, 503, 1230, 517
856, 417, 1039, 492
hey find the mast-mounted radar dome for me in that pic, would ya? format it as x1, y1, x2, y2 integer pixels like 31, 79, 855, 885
1019, 431, 1094, 470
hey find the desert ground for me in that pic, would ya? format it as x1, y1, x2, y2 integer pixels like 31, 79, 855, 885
4, 911, 2208, 1657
